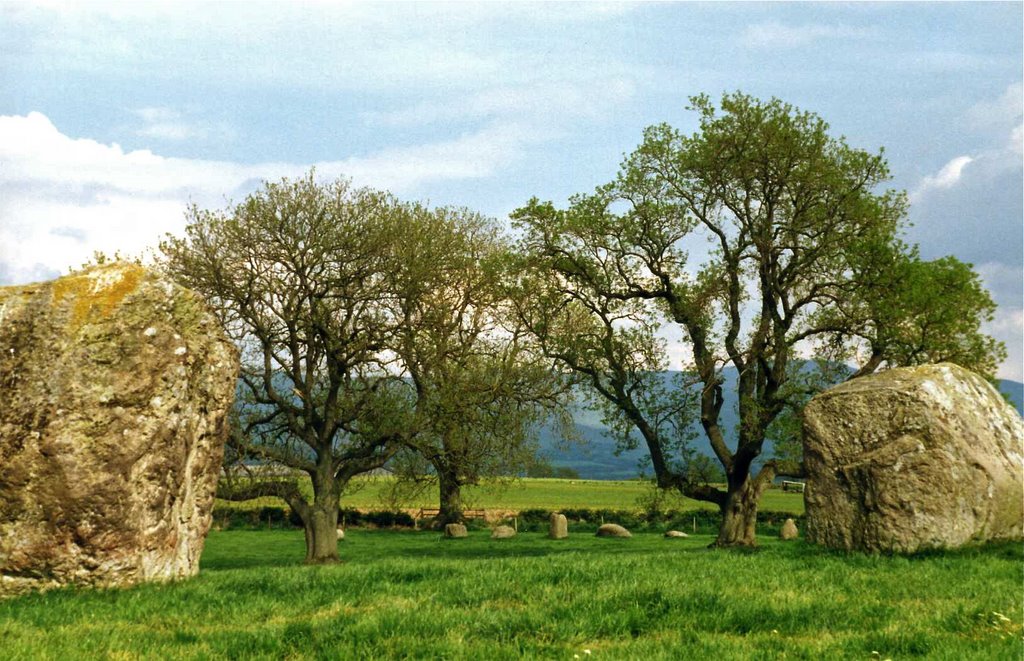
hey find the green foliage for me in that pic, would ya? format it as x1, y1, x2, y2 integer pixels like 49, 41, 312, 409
385, 204, 572, 522
2, 530, 1019, 659
512, 92, 1005, 545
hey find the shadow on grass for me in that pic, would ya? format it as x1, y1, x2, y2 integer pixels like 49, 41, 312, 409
201, 529, 1023, 572
200, 529, 770, 571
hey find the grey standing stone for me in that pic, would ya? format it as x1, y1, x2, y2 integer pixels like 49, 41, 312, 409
779, 519, 798, 541
548, 512, 568, 539
803, 363, 1024, 553
0, 263, 239, 597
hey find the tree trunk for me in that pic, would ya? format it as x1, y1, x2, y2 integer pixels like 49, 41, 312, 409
712, 463, 776, 547
302, 474, 340, 564
714, 481, 760, 546
436, 469, 464, 526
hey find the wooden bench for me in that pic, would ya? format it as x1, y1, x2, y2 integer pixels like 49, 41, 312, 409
781, 480, 805, 493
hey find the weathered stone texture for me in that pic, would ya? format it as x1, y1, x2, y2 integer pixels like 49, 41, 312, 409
444, 523, 468, 538
803, 363, 1024, 553
0, 263, 238, 595
595, 523, 631, 538
548, 512, 568, 539
779, 519, 798, 541
490, 525, 516, 539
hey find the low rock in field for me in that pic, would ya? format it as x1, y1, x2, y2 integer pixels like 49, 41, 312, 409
596, 523, 631, 538
779, 519, 798, 540
444, 523, 468, 538
0, 263, 239, 597
336, 528, 345, 541
803, 363, 1024, 553
664, 530, 689, 538
490, 525, 516, 539
549, 513, 568, 539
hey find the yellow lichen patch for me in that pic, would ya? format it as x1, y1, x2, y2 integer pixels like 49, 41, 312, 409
51, 263, 145, 330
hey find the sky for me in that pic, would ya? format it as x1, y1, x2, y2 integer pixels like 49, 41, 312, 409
1, 1, 1021, 379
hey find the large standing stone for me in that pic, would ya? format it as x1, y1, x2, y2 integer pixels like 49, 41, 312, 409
596, 523, 631, 538
0, 263, 239, 595
802, 363, 1024, 553
548, 512, 568, 539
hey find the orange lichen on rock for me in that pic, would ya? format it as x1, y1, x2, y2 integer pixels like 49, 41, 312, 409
51, 263, 145, 329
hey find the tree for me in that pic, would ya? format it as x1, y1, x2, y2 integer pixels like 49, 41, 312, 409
386, 206, 570, 525
816, 243, 1004, 380
512, 93, 1003, 546
160, 173, 412, 563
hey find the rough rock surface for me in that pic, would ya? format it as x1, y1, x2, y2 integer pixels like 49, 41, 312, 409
444, 523, 468, 538
779, 519, 798, 541
548, 513, 568, 539
596, 523, 631, 538
0, 263, 238, 596
664, 530, 689, 538
490, 525, 516, 539
803, 363, 1024, 553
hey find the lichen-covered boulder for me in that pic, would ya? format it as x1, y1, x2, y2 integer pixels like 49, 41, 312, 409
0, 263, 238, 595
802, 363, 1023, 553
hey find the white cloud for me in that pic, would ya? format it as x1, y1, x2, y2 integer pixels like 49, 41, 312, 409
0, 112, 540, 285
984, 307, 1024, 382
129, 107, 231, 142
4, 3, 640, 95
909, 155, 974, 202
967, 82, 1023, 132
362, 79, 637, 128
741, 21, 874, 49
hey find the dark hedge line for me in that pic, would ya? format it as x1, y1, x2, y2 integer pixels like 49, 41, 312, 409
212, 504, 803, 535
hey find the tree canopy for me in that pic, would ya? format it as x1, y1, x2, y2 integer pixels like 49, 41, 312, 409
511, 92, 1004, 546
160, 173, 568, 557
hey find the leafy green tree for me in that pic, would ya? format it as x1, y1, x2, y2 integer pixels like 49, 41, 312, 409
387, 207, 571, 525
512, 93, 1003, 546
816, 243, 1004, 379
160, 173, 412, 563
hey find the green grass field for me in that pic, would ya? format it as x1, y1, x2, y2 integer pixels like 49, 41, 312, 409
218, 476, 806, 514
2, 529, 1020, 659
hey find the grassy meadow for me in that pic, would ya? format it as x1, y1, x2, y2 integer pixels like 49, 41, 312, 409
217, 476, 806, 515
1, 528, 1021, 660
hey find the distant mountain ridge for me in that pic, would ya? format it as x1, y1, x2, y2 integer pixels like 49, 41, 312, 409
539, 371, 1024, 480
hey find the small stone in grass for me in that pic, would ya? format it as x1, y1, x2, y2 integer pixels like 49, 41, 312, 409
596, 523, 631, 538
444, 523, 468, 538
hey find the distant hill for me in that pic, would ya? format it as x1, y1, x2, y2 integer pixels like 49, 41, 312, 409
1001, 379, 1024, 413
539, 372, 1024, 480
